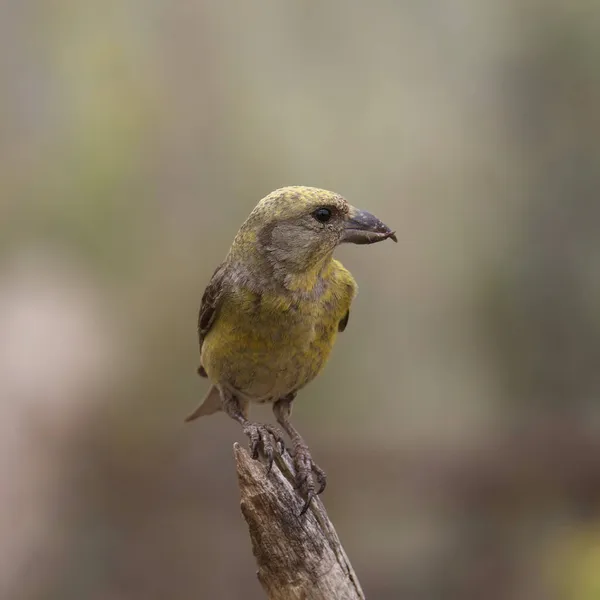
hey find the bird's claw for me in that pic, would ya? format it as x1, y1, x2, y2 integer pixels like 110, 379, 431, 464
242, 423, 286, 474
293, 444, 327, 515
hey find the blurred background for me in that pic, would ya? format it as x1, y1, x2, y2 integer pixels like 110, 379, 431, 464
1, 1, 599, 599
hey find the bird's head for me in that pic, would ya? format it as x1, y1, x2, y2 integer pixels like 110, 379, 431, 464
235, 186, 396, 273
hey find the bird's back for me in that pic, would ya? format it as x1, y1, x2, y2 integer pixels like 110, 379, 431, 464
201, 259, 356, 402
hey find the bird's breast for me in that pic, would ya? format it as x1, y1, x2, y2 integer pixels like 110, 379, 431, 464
201, 279, 350, 402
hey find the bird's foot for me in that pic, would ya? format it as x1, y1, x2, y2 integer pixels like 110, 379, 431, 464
293, 443, 327, 515
242, 422, 286, 474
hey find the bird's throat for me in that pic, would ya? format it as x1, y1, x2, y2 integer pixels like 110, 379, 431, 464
282, 255, 333, 297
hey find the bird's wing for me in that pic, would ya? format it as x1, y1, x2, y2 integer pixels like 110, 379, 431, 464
197, 263, 227, 377
338, 309, 350, 332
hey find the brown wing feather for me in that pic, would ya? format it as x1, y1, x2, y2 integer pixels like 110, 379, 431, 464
338, 309, 350, 332
197, 263, 227, 377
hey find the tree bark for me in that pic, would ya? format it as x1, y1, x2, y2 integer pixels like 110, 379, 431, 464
234, 443, 365, 600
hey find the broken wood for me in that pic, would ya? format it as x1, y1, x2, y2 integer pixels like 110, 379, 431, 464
234, 443, 365, 600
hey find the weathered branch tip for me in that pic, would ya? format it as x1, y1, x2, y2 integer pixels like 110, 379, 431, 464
234, 443, 365, 600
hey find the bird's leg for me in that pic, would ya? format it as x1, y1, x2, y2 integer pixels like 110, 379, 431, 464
221, 390, 285, 474
273, 394, 327, 514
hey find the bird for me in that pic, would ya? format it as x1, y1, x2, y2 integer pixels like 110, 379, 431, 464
185, 186, 396, 513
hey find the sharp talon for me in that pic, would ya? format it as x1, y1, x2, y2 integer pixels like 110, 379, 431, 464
316, 479, 327, 495
312, 466, 327, 495
299, 493, 314, 516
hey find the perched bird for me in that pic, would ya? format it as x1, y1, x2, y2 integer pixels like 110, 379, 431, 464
186, 186, 396, 512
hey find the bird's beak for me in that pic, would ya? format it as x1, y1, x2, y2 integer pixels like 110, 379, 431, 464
341, 206, 397, 245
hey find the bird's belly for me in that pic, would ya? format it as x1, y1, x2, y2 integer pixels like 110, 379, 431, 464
202, 317, 338, 403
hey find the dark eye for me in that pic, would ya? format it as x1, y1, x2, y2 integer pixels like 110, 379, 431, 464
312, 207, 332, 223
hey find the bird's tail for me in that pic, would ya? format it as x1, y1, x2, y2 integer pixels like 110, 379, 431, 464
184, 385, 222, 422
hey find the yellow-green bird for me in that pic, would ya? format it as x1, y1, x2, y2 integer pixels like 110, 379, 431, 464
186, 186, 396, 512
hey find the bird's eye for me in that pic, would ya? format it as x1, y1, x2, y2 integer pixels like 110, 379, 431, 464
312, 207, 332, 223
